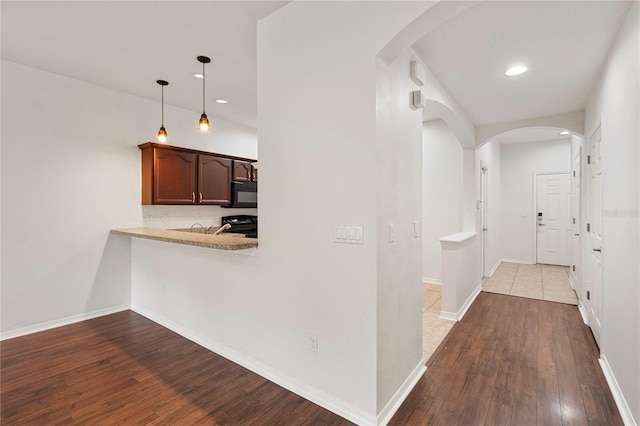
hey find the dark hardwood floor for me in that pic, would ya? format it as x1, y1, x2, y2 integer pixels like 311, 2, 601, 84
0, 311, 350, 425
1, 293, 622, 425
391, 292, 623, 425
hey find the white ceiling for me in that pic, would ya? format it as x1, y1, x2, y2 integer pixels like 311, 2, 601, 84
413, 1, 632, 127
1, 1, 632, 136
1, 1, 288, 129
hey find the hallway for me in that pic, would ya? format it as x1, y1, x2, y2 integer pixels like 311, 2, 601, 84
392, 292, 621, 425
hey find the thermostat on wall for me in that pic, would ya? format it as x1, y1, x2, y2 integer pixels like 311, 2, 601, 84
410, 61, 425, 86
410, 90, 424, 110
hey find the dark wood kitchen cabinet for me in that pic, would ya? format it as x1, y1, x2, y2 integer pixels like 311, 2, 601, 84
139, 143, 255, 205
233, 160, 252, 182
144, 147, 196, 204
198, 155, 232, 205
251, 165, 258, 183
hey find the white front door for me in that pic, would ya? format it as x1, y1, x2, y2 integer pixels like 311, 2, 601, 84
536, 173, 571, 266
587, 122, 603, 347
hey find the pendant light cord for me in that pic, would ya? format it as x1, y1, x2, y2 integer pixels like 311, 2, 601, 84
161, 85, 165, 126
202, 61, 206, 113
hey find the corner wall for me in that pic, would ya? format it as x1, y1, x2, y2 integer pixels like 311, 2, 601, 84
476, 140, 501, 275
421, 120, 463, 282
584, 3, 639, 423
376, 48, 424, 416
258, 1, 433, 420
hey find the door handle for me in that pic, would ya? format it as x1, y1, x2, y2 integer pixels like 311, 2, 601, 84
593, 248, 602, 252
538, 223, 546, 226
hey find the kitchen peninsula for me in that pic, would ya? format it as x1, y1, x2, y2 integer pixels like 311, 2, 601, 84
111, 228, 258, 251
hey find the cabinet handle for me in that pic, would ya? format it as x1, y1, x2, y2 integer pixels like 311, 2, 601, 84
199, 193, 203, 202
192, 193, 195, 203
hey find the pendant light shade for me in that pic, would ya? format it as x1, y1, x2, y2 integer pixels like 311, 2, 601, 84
156, 80, 169, 142
197, 56, 211, 131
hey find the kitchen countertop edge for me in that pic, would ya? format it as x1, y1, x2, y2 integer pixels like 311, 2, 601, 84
111, 228, 258, 251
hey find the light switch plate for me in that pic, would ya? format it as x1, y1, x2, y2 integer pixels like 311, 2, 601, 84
389, 223, 395, 243
335, 225, 364, 244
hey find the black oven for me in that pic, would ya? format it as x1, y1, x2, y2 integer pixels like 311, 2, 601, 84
227, 181, 257, 208
221, 215, 257, 238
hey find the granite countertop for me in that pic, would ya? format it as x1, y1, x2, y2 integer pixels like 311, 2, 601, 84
111, 228, 258, 250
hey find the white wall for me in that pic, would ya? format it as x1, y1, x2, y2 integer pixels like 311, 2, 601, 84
258, 1, 433, 420
0, 60, 258, 336
500, 139, 571, 263
585, 2, 639, 423
476, 140, 501, 275
421, 119, 463, 282
375, 48, 424, 414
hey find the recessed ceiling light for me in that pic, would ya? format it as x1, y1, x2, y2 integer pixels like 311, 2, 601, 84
559, 130, 570, 136
505, 65, 528, 77
193, 73, 204, 79
214, 99, 229, 104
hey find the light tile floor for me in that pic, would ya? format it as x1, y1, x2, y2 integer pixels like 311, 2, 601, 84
482, 262, 578, 305
422, 283, 455, 362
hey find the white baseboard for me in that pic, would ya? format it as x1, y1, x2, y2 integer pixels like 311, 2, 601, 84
501, 258, 534, 265
131, 304, 377, 426
487, 260, 502, 277
422, 277, 441, 285
376, 360, 426, 425
439, 282, 482, 322
439, 311, 457, 321
568, 273, 576, 290
577, 303, 589, 325
0, 304, 130, 341
457, 283, 482, 321
599, 355, 637, 426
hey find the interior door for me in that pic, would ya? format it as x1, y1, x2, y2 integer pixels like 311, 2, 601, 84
587, 122, 603, 347
536, 173, 571, 266
480, 164, 489, 277
570, 148, 581, 288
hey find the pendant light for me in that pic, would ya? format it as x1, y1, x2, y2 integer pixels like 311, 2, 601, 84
197, 55, 211, 131
156, 80, 169, 142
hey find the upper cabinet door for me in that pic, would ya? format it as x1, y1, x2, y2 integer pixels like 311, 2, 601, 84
251, 165, 258, 183
198, 155, 232, 205
233, 160, 252, 182
153, 148, 197, 204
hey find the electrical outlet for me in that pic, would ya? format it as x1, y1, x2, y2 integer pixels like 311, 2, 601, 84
413, 221, 419, 238
309, 333, 318, 352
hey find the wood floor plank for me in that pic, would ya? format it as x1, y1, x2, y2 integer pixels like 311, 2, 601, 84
390, 293, 623, 426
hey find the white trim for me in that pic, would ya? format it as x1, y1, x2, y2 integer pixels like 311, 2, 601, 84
501, 258, 534, 265
568, 273, 576, 290
0, 304, 130, 341
599, 355, 637, 426
439, 282, 482, 322
457, 282, 482, 321
376, 360, 427, 425
439, 311, 458, 321
422, 277, 441, 285
131, 304, 377, 426
577, 303, 589, 325
487, 259, 502, 277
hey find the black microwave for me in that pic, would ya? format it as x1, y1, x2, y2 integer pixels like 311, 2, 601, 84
227, 181, 257, 208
